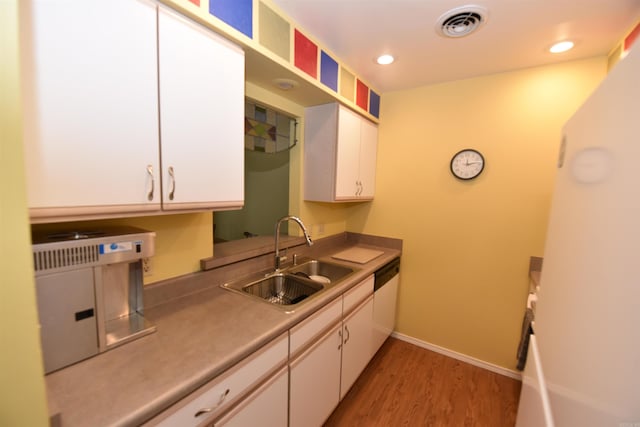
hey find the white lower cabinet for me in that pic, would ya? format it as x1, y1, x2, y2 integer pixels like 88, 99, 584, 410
340, 295, 374, 400
289, 322, 343, 427
146, 333, 288, 427
289, 276, 375, 427
149, 276, 379, 427
213, 366, 288, 427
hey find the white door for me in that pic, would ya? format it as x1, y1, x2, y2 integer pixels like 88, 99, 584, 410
358, 118, 378, 199
158, 7, 244, 210
289, 323, 342, 427
334, 106, 361, 199
340, 296, 374, 399
22, 0, 160, 217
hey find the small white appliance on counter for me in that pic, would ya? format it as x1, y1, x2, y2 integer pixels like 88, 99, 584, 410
516, 45, 640, 426
32, 226, 156, 374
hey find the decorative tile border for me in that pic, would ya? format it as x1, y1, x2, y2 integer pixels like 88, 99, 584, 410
163, 0, 381, 119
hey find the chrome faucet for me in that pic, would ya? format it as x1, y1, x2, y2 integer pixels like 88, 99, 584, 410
274, 216, 313, 271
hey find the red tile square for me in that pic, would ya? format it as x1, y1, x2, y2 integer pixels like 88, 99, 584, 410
188, 0, 200, 5
356, 79, 369, 111
624, 21, 640, 52
294, 29, 318, 79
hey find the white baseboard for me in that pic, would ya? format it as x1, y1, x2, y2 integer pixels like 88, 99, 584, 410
391, 331, 522, 381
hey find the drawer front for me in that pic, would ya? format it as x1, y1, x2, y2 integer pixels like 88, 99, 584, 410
153, 333, 288, 427
289, 297, 342, 356
213, 366, 288, 427
343, 275, 374, 315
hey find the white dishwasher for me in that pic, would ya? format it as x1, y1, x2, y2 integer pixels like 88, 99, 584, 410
372, 257, 400, 353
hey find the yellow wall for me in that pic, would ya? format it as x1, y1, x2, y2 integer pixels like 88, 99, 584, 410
347, 57, 607, 370
0, 0, 49, 424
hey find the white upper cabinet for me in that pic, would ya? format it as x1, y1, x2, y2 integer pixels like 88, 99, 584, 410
21, 0, 244, 222
358, 118, 378, 199
158, 7, 244, 211
22, 0, 161, 220
304, 103, 378, 202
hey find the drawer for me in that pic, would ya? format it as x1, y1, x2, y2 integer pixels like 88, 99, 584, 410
343, 275, 373, 315
147, 333, 288, 427
289, 297, 342, 356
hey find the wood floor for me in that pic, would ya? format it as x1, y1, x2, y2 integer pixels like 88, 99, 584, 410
324, 337, 521, 427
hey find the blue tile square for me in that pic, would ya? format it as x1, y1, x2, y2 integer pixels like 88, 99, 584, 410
320, 51, 339, 92
210, 0, 253, 38
369, 90, 381, 118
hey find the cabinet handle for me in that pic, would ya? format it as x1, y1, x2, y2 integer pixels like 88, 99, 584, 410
193, 388, 230, 418
194, 408, 212, 418
146, 165, 154, 201
168, 166, 175, 200
344, 325, 350, 344
338, 329, 342, 350
217, 388, 230, 406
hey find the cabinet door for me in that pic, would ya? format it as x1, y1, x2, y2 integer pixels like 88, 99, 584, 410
158, 7, 244, 211
334, 105, 361, 199
22, 0, 160, 219
289, 323, 342, 427
358, 118, 378, 199
214, 366, 288, 427
340, 295, 374, 399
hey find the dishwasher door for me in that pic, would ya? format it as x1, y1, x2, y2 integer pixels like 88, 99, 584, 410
372, 258, 400, 353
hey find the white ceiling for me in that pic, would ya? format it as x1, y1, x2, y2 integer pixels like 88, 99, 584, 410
270, 0, 640, 93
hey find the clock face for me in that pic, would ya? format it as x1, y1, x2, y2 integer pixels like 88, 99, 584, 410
450, 149, 485, 180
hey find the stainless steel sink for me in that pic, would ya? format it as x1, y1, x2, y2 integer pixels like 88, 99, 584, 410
241, 273, 323, 306
220, 258, 358, 312
287, 259, 355, 284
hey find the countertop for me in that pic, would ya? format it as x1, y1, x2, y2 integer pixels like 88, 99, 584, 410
45, 232, 401, 426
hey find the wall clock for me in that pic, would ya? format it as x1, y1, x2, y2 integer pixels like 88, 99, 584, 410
450, 149, 485, 180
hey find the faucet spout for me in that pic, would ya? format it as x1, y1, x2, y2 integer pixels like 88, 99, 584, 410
274, 216, 313, 271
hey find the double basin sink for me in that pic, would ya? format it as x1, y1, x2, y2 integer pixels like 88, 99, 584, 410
221, 258, 357, 311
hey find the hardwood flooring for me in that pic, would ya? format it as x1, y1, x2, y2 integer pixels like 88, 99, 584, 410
324, 337, 521, 427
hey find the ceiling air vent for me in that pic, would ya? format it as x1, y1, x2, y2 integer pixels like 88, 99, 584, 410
436, 5, 488, 38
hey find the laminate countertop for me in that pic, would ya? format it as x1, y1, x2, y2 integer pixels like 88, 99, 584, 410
45, 232, 401, 426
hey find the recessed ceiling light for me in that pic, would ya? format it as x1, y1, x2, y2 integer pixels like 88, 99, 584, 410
376, 54, 395, 65
549, 40, 574, 54
273, 78, 298, 90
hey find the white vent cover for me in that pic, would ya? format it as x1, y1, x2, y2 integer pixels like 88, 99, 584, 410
33, 245, 100, 272
436, 5, 488, 38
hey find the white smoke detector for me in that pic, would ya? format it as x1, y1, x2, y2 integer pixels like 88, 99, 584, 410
436, 5, 488, 38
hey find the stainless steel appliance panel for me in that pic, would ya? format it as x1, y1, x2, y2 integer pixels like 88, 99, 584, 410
35, 268, 98, 373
